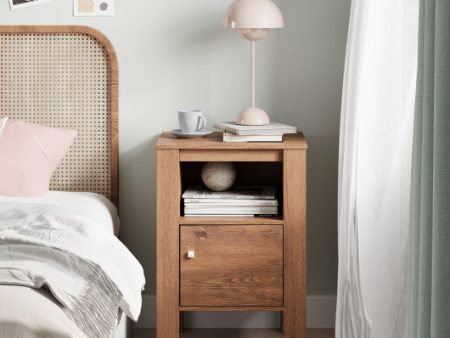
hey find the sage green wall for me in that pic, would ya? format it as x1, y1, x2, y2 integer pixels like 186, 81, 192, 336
0, 0, 351, 296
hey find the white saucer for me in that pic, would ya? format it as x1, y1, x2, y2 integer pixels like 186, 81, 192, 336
171, 129, 213, 139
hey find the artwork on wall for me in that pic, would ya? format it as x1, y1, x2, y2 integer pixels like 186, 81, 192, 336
9, 0, 50, 10
74, 0, 114, 16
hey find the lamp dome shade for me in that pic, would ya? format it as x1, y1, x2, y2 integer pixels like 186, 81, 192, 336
225, 0, 284, 29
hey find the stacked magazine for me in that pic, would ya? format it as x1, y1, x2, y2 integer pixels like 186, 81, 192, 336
182, 186, 278, 217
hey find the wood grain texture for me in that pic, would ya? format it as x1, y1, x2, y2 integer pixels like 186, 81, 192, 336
0, 25, 119, 208
157, 150, 181, 338
179, 306, 284, 312
131, 329, 334, 338
156, 134, 308, 337
157, 132, 307, 150
283, 150, 307, 338
180, 225, 283, 307
180, 150, 282, 162
180, 216, 284, 225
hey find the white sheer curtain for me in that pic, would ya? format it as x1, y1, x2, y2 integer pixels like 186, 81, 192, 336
336, 1, 419, 338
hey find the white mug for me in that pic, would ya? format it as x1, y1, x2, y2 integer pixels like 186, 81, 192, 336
178, 109, 207, 133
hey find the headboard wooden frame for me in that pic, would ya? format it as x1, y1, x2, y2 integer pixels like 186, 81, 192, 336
0, 26, 119, 208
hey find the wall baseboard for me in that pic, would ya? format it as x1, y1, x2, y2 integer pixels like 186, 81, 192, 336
136, 295, 336, 329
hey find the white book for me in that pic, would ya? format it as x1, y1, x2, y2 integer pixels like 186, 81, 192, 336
182, 186, 277, 200
213, 121, 297, 136
223, 133, 282, 143
185, 212, 276, 216
184, 199, 278, 206
184, 206, 278, 214
184, 214, 254, 218
184, 204, 278, 209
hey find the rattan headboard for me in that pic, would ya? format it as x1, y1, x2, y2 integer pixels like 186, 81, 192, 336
0, 26, 118, 207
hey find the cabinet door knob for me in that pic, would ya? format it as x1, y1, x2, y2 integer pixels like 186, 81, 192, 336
187, 250, 195, 259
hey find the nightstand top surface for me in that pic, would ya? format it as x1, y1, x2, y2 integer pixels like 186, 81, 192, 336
157, 132, 308, 150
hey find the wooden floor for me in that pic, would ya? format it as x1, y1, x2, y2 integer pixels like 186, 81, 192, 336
131, 328, 334, 338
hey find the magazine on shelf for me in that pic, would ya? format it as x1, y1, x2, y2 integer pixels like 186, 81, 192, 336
184, 214, 254, 218
182, 186, 277, 200
184, 206, 278, 214
184, 210, 278, 216
184, 199, 278, 207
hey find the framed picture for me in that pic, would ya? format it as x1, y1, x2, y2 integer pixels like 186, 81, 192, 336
9, 0, 51, 10
74, 0, 114, 17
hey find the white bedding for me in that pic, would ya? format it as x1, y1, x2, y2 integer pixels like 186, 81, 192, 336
0, 286, 129, 338
0, 192, 145, 338
0, 285, 86, 338
0, 191, 121, 235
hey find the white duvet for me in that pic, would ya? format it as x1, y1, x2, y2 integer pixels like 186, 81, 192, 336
0, 192, 145, 338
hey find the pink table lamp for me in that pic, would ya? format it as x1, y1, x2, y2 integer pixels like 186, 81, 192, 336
225, 0, 284, 126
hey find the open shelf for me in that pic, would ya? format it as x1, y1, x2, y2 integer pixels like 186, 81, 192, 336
180, 216, 284, 225
180, 162, 284, 218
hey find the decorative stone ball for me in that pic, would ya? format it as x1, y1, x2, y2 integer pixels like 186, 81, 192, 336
201, 162, 237, 192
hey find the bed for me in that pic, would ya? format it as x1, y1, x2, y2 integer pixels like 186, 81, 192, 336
0, 26, 143, 338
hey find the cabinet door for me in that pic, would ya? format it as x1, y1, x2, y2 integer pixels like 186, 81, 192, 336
180, 225, 283, 307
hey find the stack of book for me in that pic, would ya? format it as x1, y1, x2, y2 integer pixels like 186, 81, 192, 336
213, 121, 297, 143
182, 186, 278, 217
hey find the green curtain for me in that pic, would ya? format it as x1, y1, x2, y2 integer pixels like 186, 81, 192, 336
409, 0, 450, 338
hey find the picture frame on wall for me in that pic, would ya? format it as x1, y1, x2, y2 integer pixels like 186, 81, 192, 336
9, 0, 51, 10
74, 0, 114, 17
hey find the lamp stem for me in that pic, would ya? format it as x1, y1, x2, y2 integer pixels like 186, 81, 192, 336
251, 40, 256, 108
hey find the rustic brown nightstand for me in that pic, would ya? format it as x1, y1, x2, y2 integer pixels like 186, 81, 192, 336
156, 132, 308, 338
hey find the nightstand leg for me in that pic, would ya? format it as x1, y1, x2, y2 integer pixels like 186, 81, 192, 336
156, 150, 181, 338
283, 150, 307, 338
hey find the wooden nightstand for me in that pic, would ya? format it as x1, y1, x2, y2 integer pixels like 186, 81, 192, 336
156, 132, 308, 338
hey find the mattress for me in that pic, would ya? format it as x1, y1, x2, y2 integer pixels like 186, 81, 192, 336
0, 192, 135, 338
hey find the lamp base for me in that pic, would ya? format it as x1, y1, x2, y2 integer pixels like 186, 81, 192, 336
235, 107, 270, 126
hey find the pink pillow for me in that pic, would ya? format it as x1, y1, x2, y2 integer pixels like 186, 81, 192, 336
0, 117, 77, 197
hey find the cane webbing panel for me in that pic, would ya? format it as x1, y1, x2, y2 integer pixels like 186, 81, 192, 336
0, 29, 117, 203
